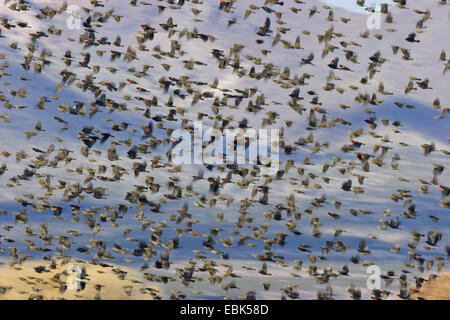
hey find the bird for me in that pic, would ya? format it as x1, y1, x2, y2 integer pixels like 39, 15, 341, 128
405, 32, 420, 43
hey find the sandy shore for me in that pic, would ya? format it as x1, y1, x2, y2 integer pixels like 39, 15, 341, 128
0, 258, 162, 300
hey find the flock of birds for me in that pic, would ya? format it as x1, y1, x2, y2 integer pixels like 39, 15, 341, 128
0, 0, 449, 300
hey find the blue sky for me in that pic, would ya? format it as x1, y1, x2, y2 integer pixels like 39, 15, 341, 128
322, 0, 394, 13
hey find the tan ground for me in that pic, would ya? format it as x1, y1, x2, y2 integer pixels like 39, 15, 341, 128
410, 270, 450, 300
2, 259, 448, 300
0, 258, 161, 300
